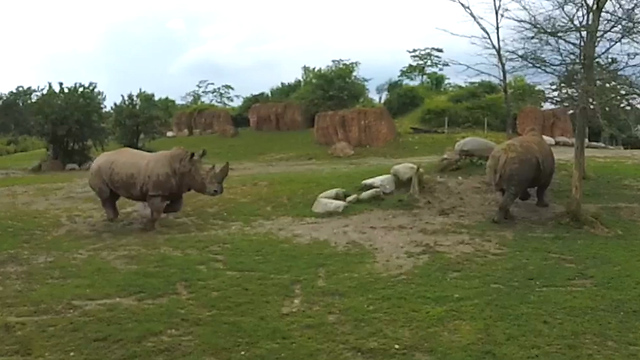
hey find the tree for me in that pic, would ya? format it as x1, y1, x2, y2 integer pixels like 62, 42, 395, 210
0, 85, 41, 136
383, 85, 426, 118
508, 0, 640, 219
269, 80, 302, 101
439, 0, 515, 136
398, 47, 450, 89
292, 59, 371, 119
111, 90, 170, 149
32, 82, 108, 165
181, 80, 241, 107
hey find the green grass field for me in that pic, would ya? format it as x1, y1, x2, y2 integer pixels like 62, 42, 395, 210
1, 129, 640, 359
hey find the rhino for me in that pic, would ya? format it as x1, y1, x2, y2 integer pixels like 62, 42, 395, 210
88, 146, 229, 230
485, 127, 555, 223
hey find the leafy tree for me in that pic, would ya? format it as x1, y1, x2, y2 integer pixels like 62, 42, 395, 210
269, 80, 302, 101
181, 80, 241, 107
32, 82, 108, 165
111, 90, 170, 149
292, 59, 371, 119
398, 47, 450, 88
0, 85, 41, 136
156, 96, 178, 123
509, 75, 546, 114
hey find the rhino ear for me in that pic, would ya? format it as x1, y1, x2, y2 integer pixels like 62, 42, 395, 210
209, 164, 216, 173
189, 152, 196, 160
215, 162, 229, 180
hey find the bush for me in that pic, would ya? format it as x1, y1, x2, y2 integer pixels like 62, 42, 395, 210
383, 85, 426, 118
0, 136, 45, 156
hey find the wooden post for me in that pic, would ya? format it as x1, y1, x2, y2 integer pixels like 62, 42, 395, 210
444, 117, 448, 134
484, 117, 488, 134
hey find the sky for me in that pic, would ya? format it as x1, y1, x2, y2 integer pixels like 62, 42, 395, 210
0, 0, 498, 105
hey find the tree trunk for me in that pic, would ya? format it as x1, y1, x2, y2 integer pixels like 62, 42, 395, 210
567, 0, 606, 220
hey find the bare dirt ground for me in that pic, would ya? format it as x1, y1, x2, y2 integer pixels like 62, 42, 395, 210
1, 146, 633, 273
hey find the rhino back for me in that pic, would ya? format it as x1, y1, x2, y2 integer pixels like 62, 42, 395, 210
92, 148, 184, 201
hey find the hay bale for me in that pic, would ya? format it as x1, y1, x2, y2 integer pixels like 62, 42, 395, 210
314, 107, 397, 147
172, 109, 237, 136
516, 106, 573, 138
248, 102, 310, 131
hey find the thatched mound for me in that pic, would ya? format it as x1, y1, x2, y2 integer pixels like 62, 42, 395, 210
172, 109, 237, 137
248, 102, 310, 131
516, 106, 573, 138
314, 107, 397, 147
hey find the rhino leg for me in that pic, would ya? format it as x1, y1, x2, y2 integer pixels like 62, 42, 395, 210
101, 191, 120, 221
519, 189, 532, 201
163, 197, 183, 214
535, 182, 550, 207
493, 188, 518, 224
144, 196, 167, 230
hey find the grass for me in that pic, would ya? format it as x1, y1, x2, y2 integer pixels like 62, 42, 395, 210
0, 128, 508, 170
1, 150, 640, 359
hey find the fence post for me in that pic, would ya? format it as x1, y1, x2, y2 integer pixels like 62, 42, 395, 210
444, 117, 448, 134
484, 117, 488, 134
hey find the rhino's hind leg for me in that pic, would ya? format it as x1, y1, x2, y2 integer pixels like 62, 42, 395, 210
101, 191, 121, 221
535, 183, 550, 208
493, 188, 518, 224
518, 189, 531, 201
163, 197, 183, 214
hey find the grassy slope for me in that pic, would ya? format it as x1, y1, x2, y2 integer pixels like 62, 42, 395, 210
0, 127, 507, 170
1, 155, 640, 358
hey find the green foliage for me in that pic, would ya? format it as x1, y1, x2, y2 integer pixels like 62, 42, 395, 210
181, 80, 241, 107
32, 82, 108, 165
383, 84, 427, 118
111, 90, 170, 149
509, 75, 546, 113
398, 47, 450, 88
292, 59, 371, 119
269, 80, 302, 101
0, 136, 45, 156
0, 86, 41, 136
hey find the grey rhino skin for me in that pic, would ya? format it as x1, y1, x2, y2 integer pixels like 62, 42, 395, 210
485, 128, 555, 223
88, 146, 229, 230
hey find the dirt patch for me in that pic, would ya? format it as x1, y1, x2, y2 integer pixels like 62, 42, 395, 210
254, 175, 567, 273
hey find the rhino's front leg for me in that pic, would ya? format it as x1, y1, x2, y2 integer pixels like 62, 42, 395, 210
144, 196, 167, 230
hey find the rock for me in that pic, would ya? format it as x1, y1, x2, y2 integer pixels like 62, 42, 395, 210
554, 136, 573, 146
587, 141, 607, 149
80, 161, 93, 170
542, 135, 556, 146
346, 194, 359, 204
361, 174, 396, 194
358, 188, 384, 201
312, 198, 348, 214
65, 163, 80, 171
317, 188, 347, 201
328, 141, 355, 157
166, 131, 176, 138
390, 163, 418, 182
453, 137, 497, 160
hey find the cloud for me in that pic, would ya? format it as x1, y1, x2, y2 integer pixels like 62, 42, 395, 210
0, 0, 502, 104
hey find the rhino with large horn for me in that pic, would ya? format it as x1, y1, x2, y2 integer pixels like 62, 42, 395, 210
88, 146, 229, 230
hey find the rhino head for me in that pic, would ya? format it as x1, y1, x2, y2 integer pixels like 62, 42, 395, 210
185, 149, 230, 196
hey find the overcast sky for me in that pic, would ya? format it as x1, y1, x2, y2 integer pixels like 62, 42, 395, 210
1, 0, 498, 105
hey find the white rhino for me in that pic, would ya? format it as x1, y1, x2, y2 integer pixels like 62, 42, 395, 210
88, 146, 229, 230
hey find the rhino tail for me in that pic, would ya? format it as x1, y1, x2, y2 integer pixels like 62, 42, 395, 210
493, 151, 509, 188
